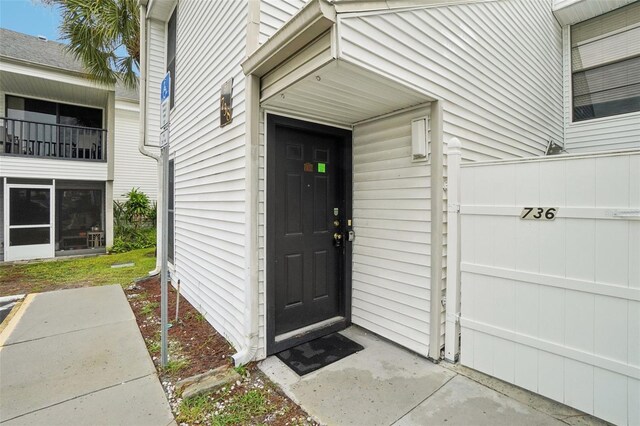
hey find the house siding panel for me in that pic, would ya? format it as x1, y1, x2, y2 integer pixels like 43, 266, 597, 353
164, 0, 249, 351
338, 0, 562, 356
146, 19, 165, 153
113, 106, 158, 200
352, 107, 432, 356
0, 156, 108, 181
339, 0, 564, 161
259, 0, 308, 45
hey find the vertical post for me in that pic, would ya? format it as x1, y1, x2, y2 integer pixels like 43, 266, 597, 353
429, 100, 444, 361
105, 181, 114, 248
160, 144, 169, 368
444, 137, 462, 362
106, 91, 115, 166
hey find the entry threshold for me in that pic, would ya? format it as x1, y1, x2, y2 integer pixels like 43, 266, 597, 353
275, 316, 345, 343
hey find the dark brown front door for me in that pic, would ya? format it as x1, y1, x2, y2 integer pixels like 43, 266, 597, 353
267, 115, 352, 354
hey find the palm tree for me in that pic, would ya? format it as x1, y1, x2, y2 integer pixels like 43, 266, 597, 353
43, 0, 140, 89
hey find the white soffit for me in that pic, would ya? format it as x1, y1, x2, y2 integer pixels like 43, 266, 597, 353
146, 0, 176, 21
0, 70, 109, 108
262, 59, 432, 126
552, 0, 637, 25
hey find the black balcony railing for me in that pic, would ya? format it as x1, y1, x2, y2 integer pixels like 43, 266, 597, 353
1, 117, 107, 161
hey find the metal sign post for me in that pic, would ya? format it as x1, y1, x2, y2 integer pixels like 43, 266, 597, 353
160, 72, 171, 368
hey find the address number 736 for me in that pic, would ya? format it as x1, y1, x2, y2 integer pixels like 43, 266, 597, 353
520, 207, 558, 220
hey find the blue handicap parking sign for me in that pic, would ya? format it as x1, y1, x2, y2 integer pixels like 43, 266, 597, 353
161, 72, 171, 103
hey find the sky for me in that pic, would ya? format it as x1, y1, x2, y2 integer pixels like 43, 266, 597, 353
0, 0, 62, 42
0, 0, 131, 71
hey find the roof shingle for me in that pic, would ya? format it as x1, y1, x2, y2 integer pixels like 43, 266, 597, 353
0, 28, 84, 73
0, 28, 138, 102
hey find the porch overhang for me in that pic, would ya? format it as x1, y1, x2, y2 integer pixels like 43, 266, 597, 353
552, 0, 636, 25
241, 0, 336, 78
261, 59, 433, 127
242, 0, 437, 127
0, 58, 110, 108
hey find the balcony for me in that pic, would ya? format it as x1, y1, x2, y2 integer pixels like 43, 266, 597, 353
1, 117, 107, 161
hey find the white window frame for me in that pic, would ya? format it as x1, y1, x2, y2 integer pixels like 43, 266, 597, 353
568, 4, 640, 124
165, 4, 178, 111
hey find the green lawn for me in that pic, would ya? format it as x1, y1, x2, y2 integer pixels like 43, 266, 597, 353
0, 248, 156, 295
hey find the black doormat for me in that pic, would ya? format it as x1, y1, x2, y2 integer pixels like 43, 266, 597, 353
275, 332, 364, 376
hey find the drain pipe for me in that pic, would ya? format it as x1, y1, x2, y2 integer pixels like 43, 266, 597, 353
232, 0, 261, 366
138, 1, 162, 276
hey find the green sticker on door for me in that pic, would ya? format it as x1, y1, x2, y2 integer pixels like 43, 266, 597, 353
317, 163, 326, 173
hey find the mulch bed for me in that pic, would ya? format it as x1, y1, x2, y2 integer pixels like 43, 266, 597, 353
127, 275, 233, 378
126, 276, 318, 426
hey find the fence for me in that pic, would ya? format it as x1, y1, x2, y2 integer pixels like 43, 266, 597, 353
445, 139, 639, 426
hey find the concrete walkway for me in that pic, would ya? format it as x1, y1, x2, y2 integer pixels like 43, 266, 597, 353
0, 285, 175, 426
261, 327, 606, 426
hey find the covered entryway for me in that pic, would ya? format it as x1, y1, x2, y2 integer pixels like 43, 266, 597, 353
267, 115, 352, 353
4, 181, 54, 261
243, 0, 444, 361
250, 55, 440, 358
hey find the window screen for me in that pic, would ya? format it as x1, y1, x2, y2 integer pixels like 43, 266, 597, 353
6, 95, 103, 128
571, 2, 640, 122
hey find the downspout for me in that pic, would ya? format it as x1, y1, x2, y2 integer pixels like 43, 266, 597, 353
139, 0, 162, 275
232, 0, 261, 366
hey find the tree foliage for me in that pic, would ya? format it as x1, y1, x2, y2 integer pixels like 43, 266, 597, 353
43, 0, 140, 88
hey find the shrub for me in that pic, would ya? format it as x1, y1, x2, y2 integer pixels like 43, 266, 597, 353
124, 188, 151, 227
111, 188, 156, 253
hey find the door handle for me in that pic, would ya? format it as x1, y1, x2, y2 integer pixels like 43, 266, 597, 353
333, 232, 343, 248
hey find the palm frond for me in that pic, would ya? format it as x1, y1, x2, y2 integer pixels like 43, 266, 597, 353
46, 0, 140, 89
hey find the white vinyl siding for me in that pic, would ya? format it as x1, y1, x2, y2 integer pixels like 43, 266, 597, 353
338, 0, 563, 161
259, 0, 308, 44
562, 26, 640, 152
146, 19, 166, 153
0, 156, 107, 181
113, 106, 157, 200
352, 107, 433, 356
165, 0, 249, 351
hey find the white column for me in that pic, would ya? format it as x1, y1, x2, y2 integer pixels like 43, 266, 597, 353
429, 100, 444, 361
105, 91, 116, 248
444, 137, 462, 362
105, 180, 114, 248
